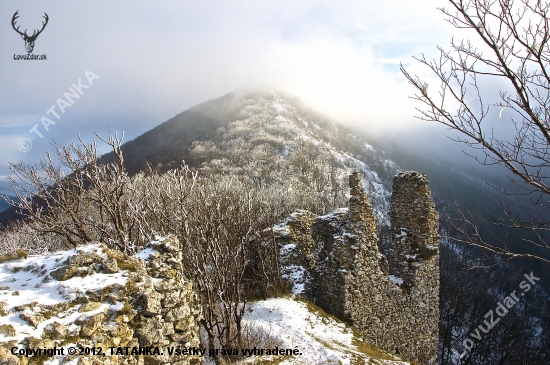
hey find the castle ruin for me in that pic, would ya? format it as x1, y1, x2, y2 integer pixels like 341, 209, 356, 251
277, 171, 440, 364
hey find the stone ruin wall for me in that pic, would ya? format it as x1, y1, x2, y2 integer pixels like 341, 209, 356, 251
277, 171, 439, 364
0, 237, 202, 365
131, 238, 202, 365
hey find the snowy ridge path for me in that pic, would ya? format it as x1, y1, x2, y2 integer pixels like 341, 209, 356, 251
241, 297, 410, 365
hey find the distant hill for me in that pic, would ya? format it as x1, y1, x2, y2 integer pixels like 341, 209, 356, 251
0, 89, 397, 228
0, 181, 15, 214
0, 201, 10, 213
105, 89, 395, 180
1, 88, 542, 243
98, 89, 401, 226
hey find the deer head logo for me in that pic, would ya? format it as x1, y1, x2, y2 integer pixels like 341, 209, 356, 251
12, 11, 49, 54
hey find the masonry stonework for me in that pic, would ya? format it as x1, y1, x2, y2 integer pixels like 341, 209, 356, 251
0, 237, 202, 365
277, 171, 440, 364
133, 238, 202, 365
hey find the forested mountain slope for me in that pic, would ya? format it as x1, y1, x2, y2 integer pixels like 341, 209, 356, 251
102, 89, 398, 228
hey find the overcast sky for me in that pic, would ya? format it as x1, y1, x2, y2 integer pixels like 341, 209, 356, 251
0, 1, 462, 178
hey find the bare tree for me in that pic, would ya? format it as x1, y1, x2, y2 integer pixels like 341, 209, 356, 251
400, 0, 550, 263
4, 133, 147, 252
1, 131, 346, 358
178, 178, 271, 353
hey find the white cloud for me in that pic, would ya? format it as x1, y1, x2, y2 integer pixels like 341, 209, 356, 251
0, 0, 453, 163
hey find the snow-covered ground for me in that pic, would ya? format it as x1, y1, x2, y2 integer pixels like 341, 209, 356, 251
237, 297, 410, 365
0, 244, 128, 344
1, 244, 410, 365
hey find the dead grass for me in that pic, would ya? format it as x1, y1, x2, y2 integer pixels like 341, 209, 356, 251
0, 250, 27, 264
0, 324, 15, 336
237, 321, 283, 350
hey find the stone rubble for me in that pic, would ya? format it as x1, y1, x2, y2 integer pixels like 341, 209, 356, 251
0, 237, 201, 365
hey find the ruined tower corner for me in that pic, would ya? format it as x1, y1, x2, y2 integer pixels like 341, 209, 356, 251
274, 170, 440, 365
387, 171, 440, 365
348, 170, 377, 231
391, 171, 440, 255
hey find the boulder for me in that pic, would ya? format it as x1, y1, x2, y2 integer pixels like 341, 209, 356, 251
43, 322, 68, 340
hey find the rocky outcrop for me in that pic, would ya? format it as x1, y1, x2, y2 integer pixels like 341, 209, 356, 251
277, 171, 440, 364
0, 237, 201, 365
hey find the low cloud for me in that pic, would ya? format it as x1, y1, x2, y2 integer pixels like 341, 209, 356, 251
1, 0, 451, 167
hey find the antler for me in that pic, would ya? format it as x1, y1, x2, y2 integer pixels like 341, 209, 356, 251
11, 11, 26, 37
33, 13, 50, 37
11, 11, 49, 39
29, 13, 49, 39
